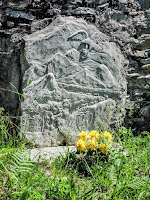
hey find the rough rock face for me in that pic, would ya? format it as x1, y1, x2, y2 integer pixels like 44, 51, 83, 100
94, 0, 150, 132
21, 16, 127, 146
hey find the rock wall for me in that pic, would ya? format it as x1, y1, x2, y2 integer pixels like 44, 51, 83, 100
0, 0, 150, 136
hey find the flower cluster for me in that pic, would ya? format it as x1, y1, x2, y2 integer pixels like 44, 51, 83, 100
75, 130, 113, 153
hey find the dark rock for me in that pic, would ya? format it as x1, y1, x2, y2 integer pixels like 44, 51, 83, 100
96, 3, 109, 10
140, 57, 150, 64
141, 64, 150, 70
6, 11, 36, 21
2, 0, 29, 10
138, 0, 150, 9
13, 3, 29, 11
0, 36, 20, 117
71, 7, 96, 15
7, 21, 14, 28
31, 0, 50, 9
135, 34, 150, 49
47, 8, 61, 16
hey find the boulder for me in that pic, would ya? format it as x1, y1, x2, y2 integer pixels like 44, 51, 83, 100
21, 16, 127, 146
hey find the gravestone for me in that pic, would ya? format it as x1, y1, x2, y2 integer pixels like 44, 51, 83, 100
21, 16, 127, 146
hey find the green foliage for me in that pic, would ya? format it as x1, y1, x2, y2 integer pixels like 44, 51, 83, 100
18, 188, 30, 200
0, 107, 24, 148
9, 83, 24, 102
0, 113, 150, 200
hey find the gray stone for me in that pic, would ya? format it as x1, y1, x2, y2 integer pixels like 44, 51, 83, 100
29, 143, 128, 163
47, 8, 61, 16
31, 18, 52, 33
140, 105, 150, 118
138, 0, 150, 9
141, 64, 150, 71
96, 3, 109, 10
7, 21, 14, 28
136, 34, 150, 49
13, 1, 29, 10
85, 0, 107, 4
127, 73, 140, 78
140, 57, 150, 64
29, 146, 76, 163
128, 74, 150, 90
71, 7, 96, 15
21, 16, 127, 146
132, 50, 148, 58
6, 11, 36, 21
85, 0, 95, 3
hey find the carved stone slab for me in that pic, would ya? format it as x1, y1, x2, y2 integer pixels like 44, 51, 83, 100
21, 16, 127, 146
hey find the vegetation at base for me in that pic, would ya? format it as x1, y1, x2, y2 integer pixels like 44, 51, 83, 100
0, 107, 150, 199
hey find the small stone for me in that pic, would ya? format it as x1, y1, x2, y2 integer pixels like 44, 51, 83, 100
140, 105, 150, 118
71, 7, 96, 15
13, 3, 29, 11
118, 0, 128, 3
132, 50, 148, 58
47, 9, 61, 16
96, 3, 109, 10
75, 0, 82, 3
7, 11, 36, 21
140, 58, 150, 65
137, 74, 150, 80
51, 0, 58, 2
96, 0, 108, 4
127, 73, 140, 78
136, 34, 150, 49
7, 2, 16, 8
29, 146, 76, 163
141, 64, 150, 70
7, 21, 14, 28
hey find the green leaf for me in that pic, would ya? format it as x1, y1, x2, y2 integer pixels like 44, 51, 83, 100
18, 188, 30, 200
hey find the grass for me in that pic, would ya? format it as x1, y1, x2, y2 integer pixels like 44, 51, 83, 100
0, 108, 150, 199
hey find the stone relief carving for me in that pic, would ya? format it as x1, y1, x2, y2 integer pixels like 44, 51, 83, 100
21, 16, 127, 146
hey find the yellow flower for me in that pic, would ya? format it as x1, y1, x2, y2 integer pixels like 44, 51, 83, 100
75, 139, 86, 152
89, 130, 100, 139
87, 135, 90, 140
87, 139, 98, 151
99, 143, 106, 153
104, 131, 112, 141
78, 131, 88, 140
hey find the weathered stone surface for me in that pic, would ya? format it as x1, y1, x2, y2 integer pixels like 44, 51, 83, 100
138, 0, 150, 9
132, 50, 148, 58
140, 57, 150, 64
21, 16, 127, 146
141, 64, 150, 71
31, 18, 52, 33
29, 143, 128, 163
29, 146, 76, 163
71, 7, 96, 16
7, 21, 14, 28
6, 11, 36, 21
